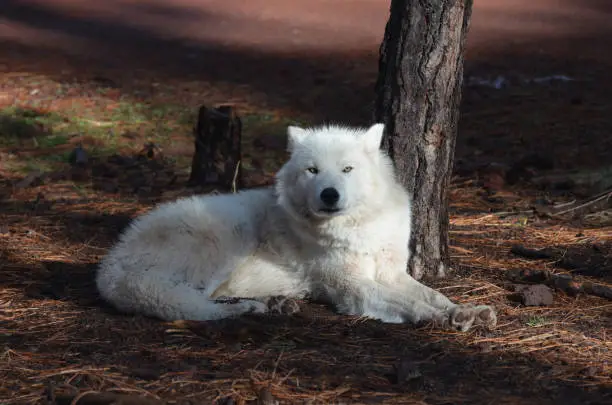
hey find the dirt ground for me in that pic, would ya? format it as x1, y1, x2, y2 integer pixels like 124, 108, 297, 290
1, 1, 611, 404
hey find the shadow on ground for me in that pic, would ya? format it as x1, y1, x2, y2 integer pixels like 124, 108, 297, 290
0, 244, 609, 404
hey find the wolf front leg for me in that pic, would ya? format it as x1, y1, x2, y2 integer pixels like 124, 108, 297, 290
314, 277, 448, 325
334, 276, 495, 331
397, 274, 497, 331
376, 248, 497, 331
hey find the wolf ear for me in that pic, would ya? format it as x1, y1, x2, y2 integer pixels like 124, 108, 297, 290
287, 126, 308, 152
363, 123, 385, 152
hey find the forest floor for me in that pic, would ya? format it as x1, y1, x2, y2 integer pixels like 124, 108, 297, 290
0, 1, 611, 404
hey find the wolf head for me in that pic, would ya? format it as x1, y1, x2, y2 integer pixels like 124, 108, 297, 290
275, 123, 397, 223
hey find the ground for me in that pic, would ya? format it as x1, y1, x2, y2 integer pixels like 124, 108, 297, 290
0, 1, 611, 404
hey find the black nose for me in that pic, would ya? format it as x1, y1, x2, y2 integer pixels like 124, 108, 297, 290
320, 187, 340, 206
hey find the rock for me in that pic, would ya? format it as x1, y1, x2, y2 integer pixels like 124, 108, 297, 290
68, 144, 88, 167
514, 284, 554, 306
13, 171, 45, 189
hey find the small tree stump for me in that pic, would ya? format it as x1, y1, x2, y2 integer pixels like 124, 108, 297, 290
188, 105, 242, 191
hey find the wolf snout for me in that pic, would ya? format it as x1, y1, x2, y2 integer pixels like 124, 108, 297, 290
320, 187, 340, 208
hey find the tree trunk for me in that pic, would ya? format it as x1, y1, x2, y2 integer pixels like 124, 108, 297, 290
188, 105, 242, 191
374, 0, 473, 280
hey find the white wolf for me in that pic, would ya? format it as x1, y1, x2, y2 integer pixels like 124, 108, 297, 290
96, 124, 496, 332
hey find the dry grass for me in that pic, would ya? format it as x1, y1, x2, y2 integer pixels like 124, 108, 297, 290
1, 179, 610, 404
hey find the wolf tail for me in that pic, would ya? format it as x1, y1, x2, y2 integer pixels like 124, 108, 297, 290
95, 263, 266, 321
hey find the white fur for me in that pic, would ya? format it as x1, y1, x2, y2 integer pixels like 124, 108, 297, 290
96, 124, 496, 331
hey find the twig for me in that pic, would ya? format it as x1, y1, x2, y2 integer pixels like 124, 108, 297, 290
510, 245, 555, 260
231, 160, 241, 194
506, 269, 612, 300
551, 189, 612, 217
271, 350, 284, 381
510, 244, 609, 278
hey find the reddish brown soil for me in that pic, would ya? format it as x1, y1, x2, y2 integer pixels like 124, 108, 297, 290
1, 1, 611, 404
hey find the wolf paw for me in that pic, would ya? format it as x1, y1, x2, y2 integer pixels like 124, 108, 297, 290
265, 296, 301, 315
431, 311, 451, 329
472, 305, 497, 329
449, 305, 476, 332
449, 304, 497, 332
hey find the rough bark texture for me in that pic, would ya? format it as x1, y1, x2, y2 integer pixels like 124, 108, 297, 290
374, 0, 473, 280
188, 105, 242, 191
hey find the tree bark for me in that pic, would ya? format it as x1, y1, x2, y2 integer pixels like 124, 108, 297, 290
374, 0, 473, 280
188, 105, 242, 191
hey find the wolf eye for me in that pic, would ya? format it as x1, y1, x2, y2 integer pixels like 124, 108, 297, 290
342, 166, 353, 173
307, 167, 319, 174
